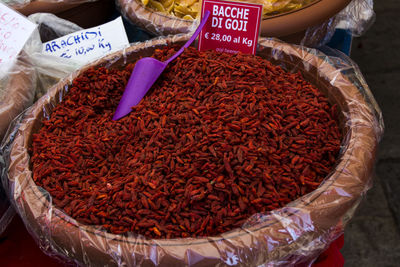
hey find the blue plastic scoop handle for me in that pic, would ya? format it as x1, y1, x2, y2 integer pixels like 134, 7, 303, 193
112, 11, 210, 120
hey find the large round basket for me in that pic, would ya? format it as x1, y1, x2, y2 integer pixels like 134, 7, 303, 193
5, 36, 381, 266
118, 0, 352, 46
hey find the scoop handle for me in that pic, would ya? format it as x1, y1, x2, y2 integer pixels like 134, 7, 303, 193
164, 11, 211, 65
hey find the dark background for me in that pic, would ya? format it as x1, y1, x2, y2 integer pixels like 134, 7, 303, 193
341, 0, 400, 265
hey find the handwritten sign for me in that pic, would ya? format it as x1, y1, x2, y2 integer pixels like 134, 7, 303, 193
0, 2, 37, 64
198, 0, 262, 55
42, 17, 129, 65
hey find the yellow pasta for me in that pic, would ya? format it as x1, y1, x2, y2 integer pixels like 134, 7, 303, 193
140, 0, 316, 19
149, 0, 166, 12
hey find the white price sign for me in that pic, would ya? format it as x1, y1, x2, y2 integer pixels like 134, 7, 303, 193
42, 17, 129, 65
0, 2, 37, 64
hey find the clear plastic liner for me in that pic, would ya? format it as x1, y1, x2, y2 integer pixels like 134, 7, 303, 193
0, 13, 82, 235
335, 0, 375, 37
117, 0, 374, 47
25, 13, 83, 99
0, 13, 82, 139
0, 190, 15, 234
1, 0, 29, 7
0, 16, 37, 237
301, 0, 375, 47
116, 0, 196, 36
0, 35, 383, 266
0, 47, 36, 238
3, 0, 98, 9
0, 55, 36, 141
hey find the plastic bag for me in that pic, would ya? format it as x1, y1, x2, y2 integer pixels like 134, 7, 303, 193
1, 13, 82, 131
0, 56, 36, 141
0, 179, 15, 234
25, 13, 83, 99
0, 46, 36, 239
0, 10, 37, 236
116, 0, 196, 37
4, 0, 117, 29
1, 0, 29, 7
335, 0, 375, 37
2, 0, 97, 9
0, 12, 83, 138
117, 0, 375, 47
0, 35, 383, 266
301, 0, 375, 47
0, 13, 82, 235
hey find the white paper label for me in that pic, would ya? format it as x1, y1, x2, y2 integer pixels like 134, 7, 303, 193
42, 17, 129, 65
0, 2, 37, 64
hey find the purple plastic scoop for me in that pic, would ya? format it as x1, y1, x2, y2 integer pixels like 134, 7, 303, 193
112, 11, 210, 120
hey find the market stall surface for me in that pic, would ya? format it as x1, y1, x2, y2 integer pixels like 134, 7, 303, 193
341, 0, 400, 266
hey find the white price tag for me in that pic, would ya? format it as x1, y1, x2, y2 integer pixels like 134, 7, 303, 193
0, 2, 37, 64
42, 17, 129, 65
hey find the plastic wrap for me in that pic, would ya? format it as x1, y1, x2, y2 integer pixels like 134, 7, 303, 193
301, 0, 375, 47
0, 35, 383, 266
0, 13, 82, 235
0, 185, 15, 234
118, 0, 374, 47
116, 0, 318, 33
3, 0, 97, 10
0, 55, 36, 141
1, 0, 29, 7
0, 14, 37, 236
117, 0, 194, 36
0, 32, 36, 238
4, 0, 115, 29
335, 0, 375, 37
117, 0, 348, 38
25, 13, 82, 99
0, 13, 82, 140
